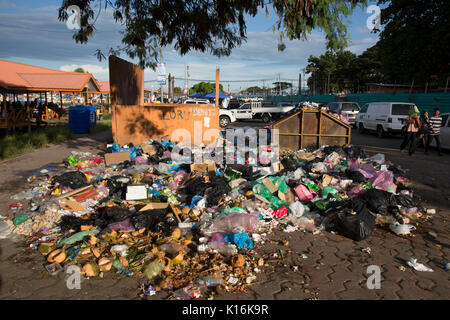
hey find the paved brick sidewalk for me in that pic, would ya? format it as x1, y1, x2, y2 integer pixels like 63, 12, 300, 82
0, 130, 449, 300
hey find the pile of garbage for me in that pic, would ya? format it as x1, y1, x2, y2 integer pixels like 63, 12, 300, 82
0, 139, 435, 299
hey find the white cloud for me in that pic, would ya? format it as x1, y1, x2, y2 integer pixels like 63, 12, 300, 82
60, 64, 109, 77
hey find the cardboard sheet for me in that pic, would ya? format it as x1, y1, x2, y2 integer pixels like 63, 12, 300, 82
104, 151, 131, 166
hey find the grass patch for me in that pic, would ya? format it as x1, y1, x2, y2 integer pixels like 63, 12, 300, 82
0, 121, 111, 160
102, 113, 112, 120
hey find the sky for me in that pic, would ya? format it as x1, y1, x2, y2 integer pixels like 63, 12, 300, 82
0, 0, 383, 92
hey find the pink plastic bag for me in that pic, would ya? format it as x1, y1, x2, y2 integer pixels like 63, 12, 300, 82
134, 156, 148, 165
294, 184, 314, 202
348, 185, 365, 197
370, 171, 394, 191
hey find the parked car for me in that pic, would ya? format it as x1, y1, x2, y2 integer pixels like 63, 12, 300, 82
356, 102, 415, 138
428, 112, 450, 150
327, 102, 361, 126
219, 108, 237, 127
226, 99, 242, 109
183, 99, 210, 104
233, 101, 296, 123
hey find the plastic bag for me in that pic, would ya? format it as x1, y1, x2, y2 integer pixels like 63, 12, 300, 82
312, 162, 327, 173
363, 189, 398, 216
272, 206, 288, 218
294, 184, 314, 202
322, 186, 338, 198
334, 199, 376, 241
224, 232, 253, 250
209, 212, 259, 234
57, 229, 99, 247
369, 171, 395, 192
0, 221, 12, 239
108, 219, 135, 232
368, 153, 385, 164
289, 201, 305, 217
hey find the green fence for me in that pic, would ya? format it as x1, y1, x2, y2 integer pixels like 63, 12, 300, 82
268, 93, 450, 114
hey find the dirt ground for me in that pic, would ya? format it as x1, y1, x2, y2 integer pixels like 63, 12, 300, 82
0, 128, 448, 300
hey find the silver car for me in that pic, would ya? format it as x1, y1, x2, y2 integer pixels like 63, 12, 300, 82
327, 102, 361, 126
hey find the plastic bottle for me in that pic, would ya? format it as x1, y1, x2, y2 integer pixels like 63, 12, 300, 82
196, 276, 224, 287
444, 263, 450, 271
113, 260, 133, 276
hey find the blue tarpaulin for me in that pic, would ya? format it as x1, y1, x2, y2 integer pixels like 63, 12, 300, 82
203, 91, 230, 99
189, 92, 204, 98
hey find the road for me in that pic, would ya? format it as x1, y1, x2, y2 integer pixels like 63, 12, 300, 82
0, 125, 449, 300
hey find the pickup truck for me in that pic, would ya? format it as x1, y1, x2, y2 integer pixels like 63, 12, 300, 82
233, 101, 296, 123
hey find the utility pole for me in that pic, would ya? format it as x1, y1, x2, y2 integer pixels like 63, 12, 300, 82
277, 73, 281, 95
298, 73, 302, 95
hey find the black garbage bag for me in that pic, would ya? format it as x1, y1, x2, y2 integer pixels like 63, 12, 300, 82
343, 146, 365, 159
131, 209, 170, 231
395, 194, 423, 211
323, 146, 347, 157
104, 176, 128, 197
281, 157, 300, 171
205, 176, 231, 206
227, 164, 253, 179
59, 215, 85, 232
334, 199, 376, 241
184, 177, 210, 196
388, 165, 404, 175
286, 178, 300, 189
54, 171, 88, 189
93, 206, 133, 229
362, 189, 398, 216
345, 169, 366, 183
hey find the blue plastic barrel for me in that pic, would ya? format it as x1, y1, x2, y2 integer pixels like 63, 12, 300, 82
69, 106, 91, 134
85, 105, 97, 126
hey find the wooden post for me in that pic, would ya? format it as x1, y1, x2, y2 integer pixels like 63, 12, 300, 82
215, 68, 220, 107
60, 92, 63, 120
45, 91, 48, 121
26, 92, 30, 133
72, 92, 75, 106
3, 90, 8, 135
86, 88, 89, 105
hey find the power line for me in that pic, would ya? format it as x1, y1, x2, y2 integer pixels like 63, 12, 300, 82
144, 77, 299, 83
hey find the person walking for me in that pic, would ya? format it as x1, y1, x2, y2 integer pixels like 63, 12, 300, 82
400, 105, 421, 156
420, 111, 432, 150
425, 108, 443, 156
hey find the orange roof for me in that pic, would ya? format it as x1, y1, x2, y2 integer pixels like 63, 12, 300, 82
98, 81, 110, 93
0, 59, 101, 92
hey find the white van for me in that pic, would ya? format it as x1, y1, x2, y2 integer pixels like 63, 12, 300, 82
356, 102, 417, 137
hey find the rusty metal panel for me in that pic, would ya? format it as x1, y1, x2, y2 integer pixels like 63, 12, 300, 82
109, 55, 144, 106
273, 110, 351, 151
112, 104, 219, 146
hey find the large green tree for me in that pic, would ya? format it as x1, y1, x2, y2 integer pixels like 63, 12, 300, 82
58, 0, 367, 68
306, 48, 383, 93
376, 0, 450, 84
189, 82, 224, 95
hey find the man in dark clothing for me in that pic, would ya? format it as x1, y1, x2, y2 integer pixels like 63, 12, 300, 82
425, 108, 443, 156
